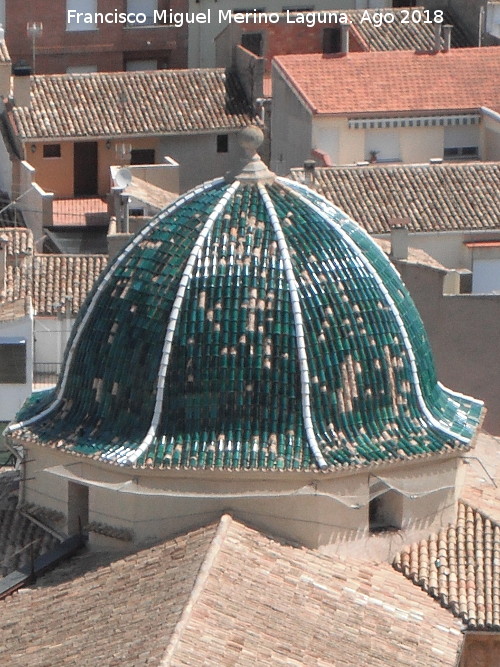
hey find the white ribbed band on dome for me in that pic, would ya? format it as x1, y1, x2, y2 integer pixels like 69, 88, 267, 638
6, 177, 226, 436
279, 177, 472, 445
112, 180, 241, 465
258, 183, 329, 470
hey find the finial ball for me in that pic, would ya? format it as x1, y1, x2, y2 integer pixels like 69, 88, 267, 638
238, 126, 264, 157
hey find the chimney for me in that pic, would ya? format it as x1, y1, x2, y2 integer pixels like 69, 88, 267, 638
303, 159, 316, 184
389, 219, 410, 261
12, 60, 32, 108
433, 22, 442, 52
0, 234, 8, 297
340, 24, 349, 54
442, 24, 452, 52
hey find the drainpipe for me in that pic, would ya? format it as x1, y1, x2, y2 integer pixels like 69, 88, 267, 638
433, 22, 442, 52
442, 25, 452, 52
340, 24, 349, 54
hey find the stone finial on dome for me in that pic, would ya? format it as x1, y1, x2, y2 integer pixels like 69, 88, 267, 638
227, 125, 275, 184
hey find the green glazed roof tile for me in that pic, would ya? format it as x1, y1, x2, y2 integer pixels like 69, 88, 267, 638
10, 170, 483, 471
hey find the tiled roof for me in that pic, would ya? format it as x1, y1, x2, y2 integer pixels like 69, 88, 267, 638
348, 8, 470, 51
0, 227, 107, 315
461, 432, 500, 531
52, 197, 109, 227
0, 507, 60, 577
11, 175, 482, 469
11, 69, 255, 140
32, 254, 108, 316
124, 176, 178, 213
273, 47, 500, 115
0, 516, 465, 665
0, 298, 30, 322
0, 227, 32, 257
289, 163, 500, 234
0, 40, 11, 64
0, 522, 220, 666
394, 501, 500, 631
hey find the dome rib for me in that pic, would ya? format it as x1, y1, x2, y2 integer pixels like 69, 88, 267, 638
6, 176, 227, 438
258, 184, 328, 470
115, 181, 242, 466
278, 177, 474, 446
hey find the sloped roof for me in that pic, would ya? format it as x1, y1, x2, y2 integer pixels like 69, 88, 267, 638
273, 47, 500, 115
0, 507, 60, 578
394, 502, 500, 631
348, 7, 470, 51
0, 515, 465, 666
0, 228, 107, 315
0, 521, 220, 666
11, 69, 255, 140
289, 163, 500, 234
10, 173, 482, 470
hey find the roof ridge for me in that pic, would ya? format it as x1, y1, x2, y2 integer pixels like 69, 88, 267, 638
159, 514, 233, 666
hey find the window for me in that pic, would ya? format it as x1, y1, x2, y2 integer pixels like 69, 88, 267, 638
66, 0, 97, 31
66, 65, 98, 74
126, 59, 158, 71
0, 340, 26, 384
444, 146, 479, 159
365, 130, 400, 163
241, 32, 263, 56
217, 135, 229, 153
43, 144, 61, 158
67, 482, 89, 535
130, 148, 155, 164
127, 0, 157, 25
323, 28, 342, 54
444, 124, 480, 160
369, 490, 403, 533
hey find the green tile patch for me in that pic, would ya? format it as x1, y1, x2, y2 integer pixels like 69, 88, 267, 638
13, 178, 482, 470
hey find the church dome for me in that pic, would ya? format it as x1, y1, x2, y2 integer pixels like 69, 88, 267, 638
10, 131, 482, 471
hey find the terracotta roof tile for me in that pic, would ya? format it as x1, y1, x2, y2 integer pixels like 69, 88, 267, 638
394, 501, 500, 631
274, 47, 500, 115
0, 522, 220, 666
12, 69, 255, 140
0, 228, 107, 315
0, 516, 465, 665
0, 40, 10, 64
289, 162, 500, 234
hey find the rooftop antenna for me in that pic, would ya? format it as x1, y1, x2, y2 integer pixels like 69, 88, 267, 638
27, 22, 43, 74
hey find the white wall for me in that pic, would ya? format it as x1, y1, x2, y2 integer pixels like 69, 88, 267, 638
21, 445, 462, 561
34, 316, 75, 366
271, 65, 312, 173
157, 132, 241, 193
0, 312, 33, 421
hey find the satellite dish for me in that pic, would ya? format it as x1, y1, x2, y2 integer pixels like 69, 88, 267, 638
115, 168, 132, 189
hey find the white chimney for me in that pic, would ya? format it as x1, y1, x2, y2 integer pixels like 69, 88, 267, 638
389, 219, 410, 261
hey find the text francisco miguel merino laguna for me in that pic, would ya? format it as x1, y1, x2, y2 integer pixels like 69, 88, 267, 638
67, 9, 350, 29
